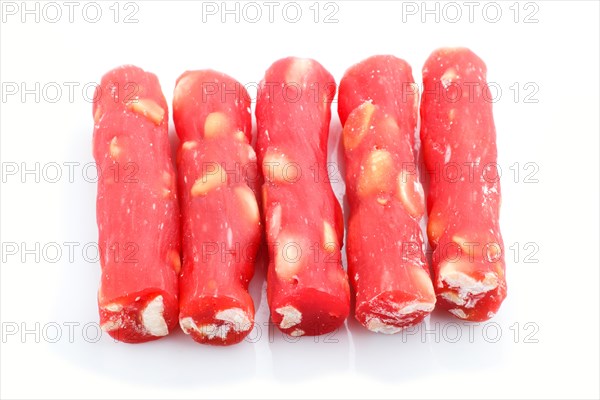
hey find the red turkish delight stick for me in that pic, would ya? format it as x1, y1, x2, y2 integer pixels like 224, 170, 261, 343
93, 66, 180, 343
420, 48, 507, 321
256, 58, 350, 336
173, 70, 260, 345
338, 56, 436, 333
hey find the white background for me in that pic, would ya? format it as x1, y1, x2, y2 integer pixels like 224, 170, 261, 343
1, 1, 599, 399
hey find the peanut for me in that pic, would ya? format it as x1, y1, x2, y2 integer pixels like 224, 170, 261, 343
109, 136, 121, 159
204, 112, 231, 139
168, 249, 181, 274
275, 232, 304, 281
343, 101, 375, 151
234, 185, 260, 225
322, 221, 338, 253
262, 150, 299, 184
191, 164, 225, 196
397, 170, 425, 218
129, 99, 165, 125
357, 149, 394, 197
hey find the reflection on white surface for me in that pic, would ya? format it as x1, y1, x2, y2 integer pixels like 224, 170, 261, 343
48, 251, 512, 389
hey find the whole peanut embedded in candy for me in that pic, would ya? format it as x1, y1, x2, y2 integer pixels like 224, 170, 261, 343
256, 57, 350, 337
93, 65, 180, 343
173, 70, 261, 345
420, 47, 507, 321
338, 55, 436, 334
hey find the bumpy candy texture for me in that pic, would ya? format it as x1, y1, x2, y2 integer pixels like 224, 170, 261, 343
173, 70, 261, 345
256, 57, 350, 337
93, 66, 180, 343
420, 48, 507, 321
339, 56, 436, 333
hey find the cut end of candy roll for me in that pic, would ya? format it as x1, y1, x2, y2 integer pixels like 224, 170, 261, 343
99, 291, 178, 343
355, 270, 436, 334
178, 294, 255, 346
271, 288, 350, 337
436, 260, 507, 321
